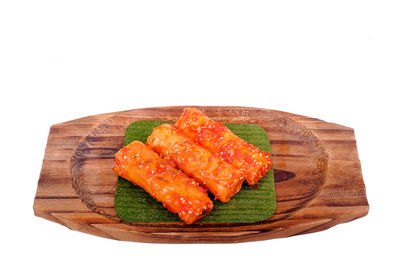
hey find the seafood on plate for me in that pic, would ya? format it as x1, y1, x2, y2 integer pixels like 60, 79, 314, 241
112, 141, 213, 224
175, 108, 272, 186
147, 124, 245, 202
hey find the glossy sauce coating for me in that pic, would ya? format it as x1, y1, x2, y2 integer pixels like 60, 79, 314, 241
147, 124, 245, 202
112, 141, 213, 224
175, 108, 272, 186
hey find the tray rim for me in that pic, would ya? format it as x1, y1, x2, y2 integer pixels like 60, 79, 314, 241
34, 106, 369, 243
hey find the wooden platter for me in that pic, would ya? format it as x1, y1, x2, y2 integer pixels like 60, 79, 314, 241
33, 106, 369, 243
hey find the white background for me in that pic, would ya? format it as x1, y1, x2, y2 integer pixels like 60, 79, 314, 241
1, 1, 399, 266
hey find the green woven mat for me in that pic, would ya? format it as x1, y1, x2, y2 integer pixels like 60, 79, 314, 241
114, 120, 276, 223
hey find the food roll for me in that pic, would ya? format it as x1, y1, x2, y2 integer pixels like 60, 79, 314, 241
112, 141, 213, 224
147, 124, 245, 202
175, 108, 272, 186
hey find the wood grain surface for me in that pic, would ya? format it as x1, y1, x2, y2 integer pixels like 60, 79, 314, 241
33, 106, 369, 243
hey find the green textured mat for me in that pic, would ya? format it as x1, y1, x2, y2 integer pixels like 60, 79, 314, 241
114, 120, 276, 223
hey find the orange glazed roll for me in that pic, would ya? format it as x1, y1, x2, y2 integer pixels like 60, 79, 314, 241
112, 141, 213, 224
147, 124, 245, 202
175, 108, 272, 186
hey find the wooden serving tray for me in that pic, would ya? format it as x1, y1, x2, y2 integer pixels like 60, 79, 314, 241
33, 106, 369, 243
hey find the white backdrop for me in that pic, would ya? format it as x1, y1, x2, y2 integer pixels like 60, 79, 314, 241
1, 1, 399, 266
